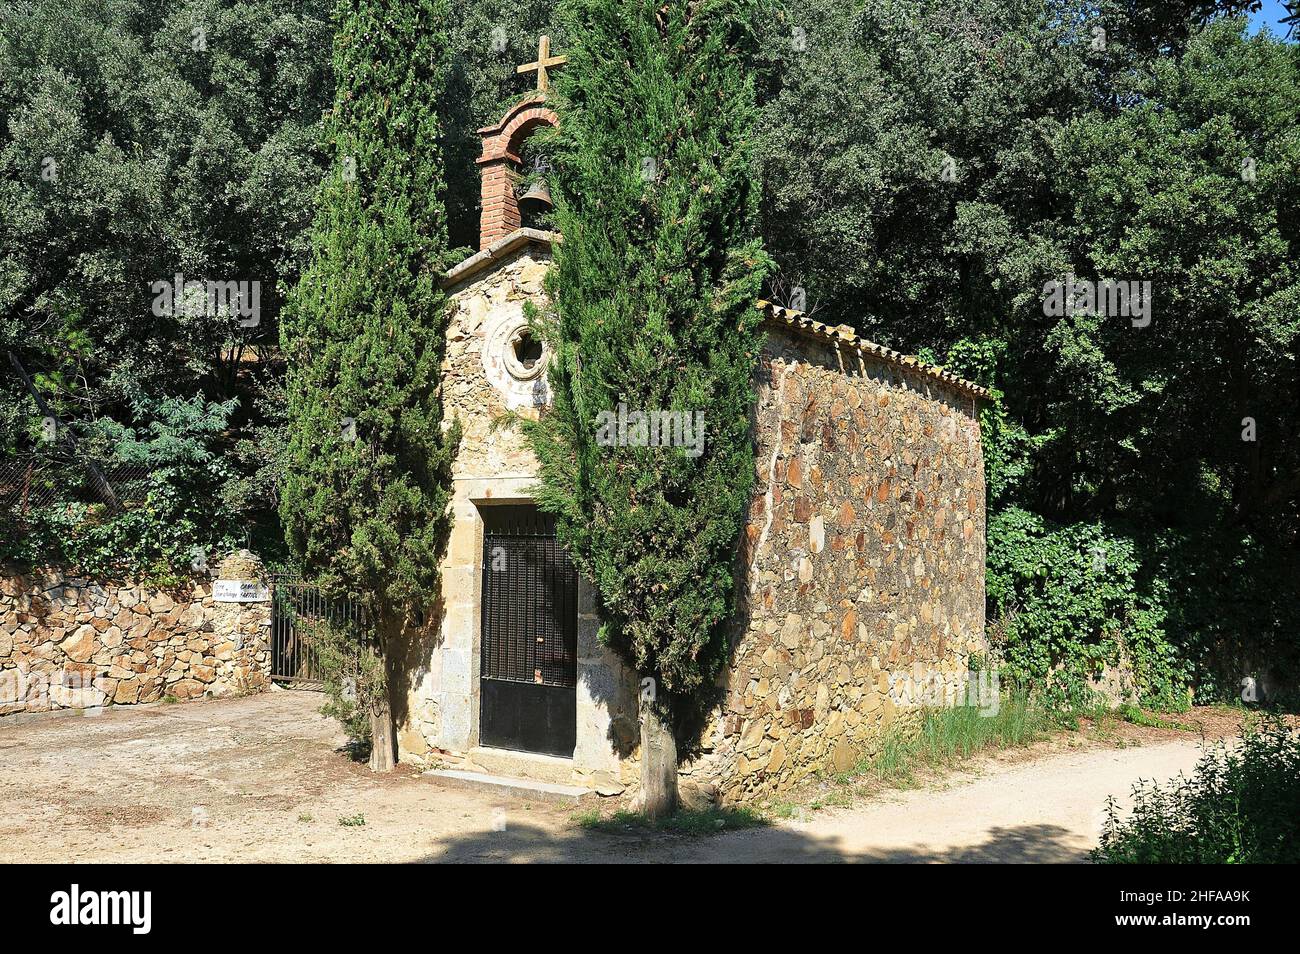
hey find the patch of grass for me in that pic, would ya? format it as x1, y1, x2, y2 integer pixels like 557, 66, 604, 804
573, 806, 768, 835
162, 695, 179, 704
661, 807, 766, 834
824, 789, 853, 808
297, 813, 313, 823
1070, 703, 1114, 728
809, 790, 853, 811
337, 813, 366, 827
849, 695, 1047, 787
766, 800, 799, 820
1116, 703, 1194, 732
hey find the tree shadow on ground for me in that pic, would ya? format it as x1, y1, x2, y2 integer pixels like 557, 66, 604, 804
413, 818, 1087, 864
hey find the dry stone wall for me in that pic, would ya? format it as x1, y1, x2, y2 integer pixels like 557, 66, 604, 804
0, 555, 271, 717
686, 329, 988, 803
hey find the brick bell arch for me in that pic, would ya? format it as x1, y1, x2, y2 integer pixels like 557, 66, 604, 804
476, 94, 559, 248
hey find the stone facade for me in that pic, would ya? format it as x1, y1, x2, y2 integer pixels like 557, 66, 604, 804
687, 313, 988, 802
0, 553, 272, 717
396, 227, 988, 804
395, 232, 640, 789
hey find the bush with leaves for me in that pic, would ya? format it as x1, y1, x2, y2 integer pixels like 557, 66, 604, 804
986, 506, 1188, 711
305, 614, 385, 750
3, 395, 240, 580
1094, 718, 1300, 863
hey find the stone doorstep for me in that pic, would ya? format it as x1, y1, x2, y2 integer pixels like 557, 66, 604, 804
423, 768, 588, 806
464, 745, 578, 786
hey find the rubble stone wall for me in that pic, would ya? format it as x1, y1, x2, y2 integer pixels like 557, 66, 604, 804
0, 557, 271, 717
686, 329, 988, 803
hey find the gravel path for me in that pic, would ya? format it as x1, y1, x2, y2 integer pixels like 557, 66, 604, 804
0, 691, 1208, 863
638, 741, 1206, 862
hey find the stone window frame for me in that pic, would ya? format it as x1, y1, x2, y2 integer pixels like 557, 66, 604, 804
503, 323, 547, 382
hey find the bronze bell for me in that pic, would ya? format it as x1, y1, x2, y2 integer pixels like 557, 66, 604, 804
518, 177, 553, 214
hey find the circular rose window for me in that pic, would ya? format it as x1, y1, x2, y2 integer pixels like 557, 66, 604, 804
505, 326, 546, 381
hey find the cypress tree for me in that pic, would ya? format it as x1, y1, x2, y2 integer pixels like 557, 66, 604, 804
280, 0, 456, 770
528, 0, 771, 815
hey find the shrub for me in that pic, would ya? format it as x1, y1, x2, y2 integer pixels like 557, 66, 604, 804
1093, 719, 1300, 863
2, 393, 241, 580
308, 615, 382, 752
7, 477, 226, 585
986, 506, 1190, 712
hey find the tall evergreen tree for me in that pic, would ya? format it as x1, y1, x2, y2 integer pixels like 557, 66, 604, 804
528, 0, 771, 815
280, 0, 456, 770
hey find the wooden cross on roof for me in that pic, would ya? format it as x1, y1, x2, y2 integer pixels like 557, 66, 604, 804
517, 35, 566, 93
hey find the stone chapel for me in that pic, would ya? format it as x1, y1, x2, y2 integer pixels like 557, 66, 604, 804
396, 41, 990, 804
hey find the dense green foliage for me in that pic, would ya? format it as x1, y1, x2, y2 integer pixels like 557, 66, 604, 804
755, 0, 1300, 706
278, 0, 457, 747
526, 0, 771, 707
987, 507, 1182, 709
5, 0, 1296, 716
1094, 718, 1300, 863
1049, 20, 1300, 700
1, 0, 334, 572
8, 395, 240, 581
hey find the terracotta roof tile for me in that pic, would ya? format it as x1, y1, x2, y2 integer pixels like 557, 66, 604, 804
756, 301, 990, 400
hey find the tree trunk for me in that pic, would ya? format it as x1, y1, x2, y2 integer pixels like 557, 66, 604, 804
368, 620, 398, 772
369, 696, 396, 772
640, 699, 678, 820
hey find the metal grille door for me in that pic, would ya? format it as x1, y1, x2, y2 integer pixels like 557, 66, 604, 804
479, 506, 578, 756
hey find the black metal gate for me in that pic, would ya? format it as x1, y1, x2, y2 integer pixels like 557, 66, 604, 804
270, 576, 365, 687
479, 505, 578, 757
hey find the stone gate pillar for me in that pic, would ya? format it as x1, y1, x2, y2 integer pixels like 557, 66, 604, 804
209, 550, 273, 695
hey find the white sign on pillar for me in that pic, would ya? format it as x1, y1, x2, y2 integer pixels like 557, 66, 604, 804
212, 579, 270, 603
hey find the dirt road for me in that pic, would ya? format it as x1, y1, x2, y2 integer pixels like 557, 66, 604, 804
0, 691, 1208, 863
638, 741, 1206, 862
